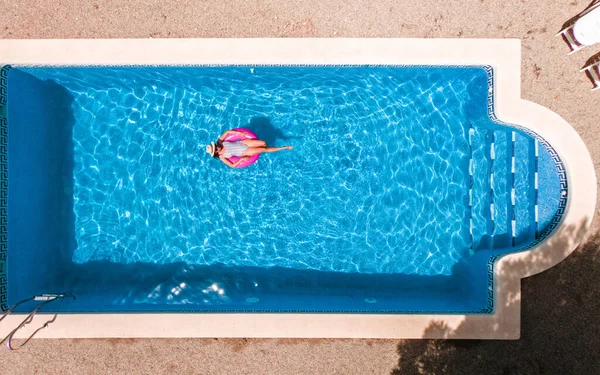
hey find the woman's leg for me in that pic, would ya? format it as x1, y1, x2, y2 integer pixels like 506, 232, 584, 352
241, 139, 267, 148
243, 146, 293, 156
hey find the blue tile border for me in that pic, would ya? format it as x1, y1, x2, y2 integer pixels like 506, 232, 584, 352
479, 65, 569, 314
10, 63, 491, 69
0, 65, 10, 313
0, 64, 568, 315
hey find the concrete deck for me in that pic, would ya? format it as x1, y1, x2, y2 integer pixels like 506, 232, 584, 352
1, 0, 599, 374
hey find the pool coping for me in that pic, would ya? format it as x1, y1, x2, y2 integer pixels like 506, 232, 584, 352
0, 38, 596, 339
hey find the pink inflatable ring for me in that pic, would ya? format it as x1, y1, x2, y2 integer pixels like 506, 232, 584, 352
223, 128, 260, 169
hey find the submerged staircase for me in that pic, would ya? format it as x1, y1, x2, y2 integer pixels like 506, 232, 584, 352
469, 127, 539, 252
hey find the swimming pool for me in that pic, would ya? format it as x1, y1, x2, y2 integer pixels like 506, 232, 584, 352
1, 63, 566, 314
0, 39, 595, 339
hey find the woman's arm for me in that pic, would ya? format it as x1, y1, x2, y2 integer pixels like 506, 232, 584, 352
218, 130, 234, 141
219, 156, 248, 168
218, 129, 251, 141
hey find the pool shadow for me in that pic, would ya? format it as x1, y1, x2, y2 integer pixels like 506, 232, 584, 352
53, 257, 483, 313
245, 116, 299, 146
6, 68, 76, 305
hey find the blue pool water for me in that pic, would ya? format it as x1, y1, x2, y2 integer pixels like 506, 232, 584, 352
1, 65, 566, 314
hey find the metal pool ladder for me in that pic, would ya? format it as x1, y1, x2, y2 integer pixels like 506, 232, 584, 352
0, 292, 75, 350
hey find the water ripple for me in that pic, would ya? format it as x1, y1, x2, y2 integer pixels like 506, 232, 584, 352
27, 66, 484, 275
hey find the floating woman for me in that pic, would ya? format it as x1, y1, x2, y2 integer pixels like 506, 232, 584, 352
206, 128, 293, 168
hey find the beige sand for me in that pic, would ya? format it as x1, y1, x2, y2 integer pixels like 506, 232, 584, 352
1, 0, 599, 374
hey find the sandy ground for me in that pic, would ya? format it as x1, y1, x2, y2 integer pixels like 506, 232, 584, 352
1, 0, 600, 374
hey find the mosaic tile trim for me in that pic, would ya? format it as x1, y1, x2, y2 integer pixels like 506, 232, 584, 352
0, 65, 10, 312
12, 63, 488, 69
24, 307, 490, 314
480, 65, 569, 314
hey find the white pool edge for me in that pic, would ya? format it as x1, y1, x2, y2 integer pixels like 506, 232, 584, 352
0, 38, 596, 340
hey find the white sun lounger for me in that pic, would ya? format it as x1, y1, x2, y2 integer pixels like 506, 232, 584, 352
581, 58, 600, 91
557, 1, 600, 54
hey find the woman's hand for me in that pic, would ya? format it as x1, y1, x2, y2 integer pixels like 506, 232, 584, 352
232, 156, 250, 168
221, 155, 250, 168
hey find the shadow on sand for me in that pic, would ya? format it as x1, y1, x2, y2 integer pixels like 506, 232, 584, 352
392, 220, 600, 375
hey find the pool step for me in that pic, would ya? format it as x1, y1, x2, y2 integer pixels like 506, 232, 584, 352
513, 134, 537, 246
537, 139, 565, 239
490, 131, 511, 249
470, 126, 492, 251
470, 129, 538, 251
